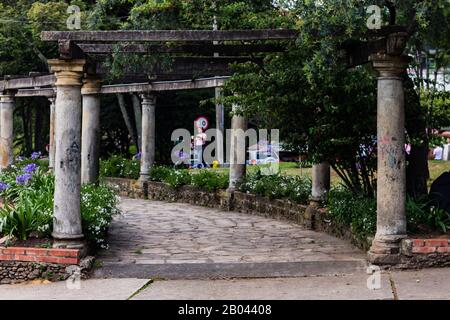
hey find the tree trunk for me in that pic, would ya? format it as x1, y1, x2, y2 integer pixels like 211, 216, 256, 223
117, 93, 138, 151
404, 76, 430, 198
34, 104, 43, 152
131, 94, 142, 152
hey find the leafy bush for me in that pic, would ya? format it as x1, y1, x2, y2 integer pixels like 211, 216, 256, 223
327, 188, 450, 243
0, 157, 119, 248
407, 195, 450, 233
239, 170, 311, 204
191, 170, 229, 192
327, 186, 377, 243
149, 166, 172, 182
162, 169, 192, 188
81, 184, 120, 248
100, 155, 140, 180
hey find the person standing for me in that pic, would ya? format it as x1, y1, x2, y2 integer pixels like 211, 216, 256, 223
194, 127, 207, 168
433, 145, 444, 160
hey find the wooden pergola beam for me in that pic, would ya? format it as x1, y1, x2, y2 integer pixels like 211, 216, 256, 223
14, 77, 228, 96
15, 88, 56, 98
0, 75, 55, 91
78, 43, 286, 55
41, 30, 298, 42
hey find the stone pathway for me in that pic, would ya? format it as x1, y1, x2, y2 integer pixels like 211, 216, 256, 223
94, 198, 367, 279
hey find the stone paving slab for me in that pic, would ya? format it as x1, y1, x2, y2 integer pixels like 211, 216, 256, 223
0, 278, 149, 300
390, 269, 450, 300
95, 198, 366, 279
132, 274, 394, 300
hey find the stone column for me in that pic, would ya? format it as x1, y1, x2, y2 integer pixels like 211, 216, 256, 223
311, 163, 331, 201
81, 75, 102, 184
48, 59, 85, 248
139, 93, 156, 182
0, 93, 15, 169
228, 104, 248, 191
48, 95, 56, 170
304, 162, 331, 229
215, 87, 225, 165
368, 53, 411, 265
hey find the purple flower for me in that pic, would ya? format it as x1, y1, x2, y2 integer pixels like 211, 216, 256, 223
23, 163, 39, 174
16, 174, 32, 185
30, 151, 41, 160
0, 182, 10, 192
16, 156, 24, 162
134, 152, 142, 160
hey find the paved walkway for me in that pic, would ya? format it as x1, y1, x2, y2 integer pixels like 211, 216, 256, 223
94, 198, 366, 279
1, 269, 449, 300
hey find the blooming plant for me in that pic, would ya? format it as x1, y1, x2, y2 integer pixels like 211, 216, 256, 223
0, 155, 119, 247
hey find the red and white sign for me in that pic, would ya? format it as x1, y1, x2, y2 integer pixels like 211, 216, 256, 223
194, 116, 209, 130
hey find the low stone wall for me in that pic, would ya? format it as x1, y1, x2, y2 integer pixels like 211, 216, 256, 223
0, 246, 95, 285
399, 238, 450, 268
0, 261, 67, 284
104, 177, 308, 225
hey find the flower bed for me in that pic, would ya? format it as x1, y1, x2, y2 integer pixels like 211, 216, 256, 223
0, 156, 120, 249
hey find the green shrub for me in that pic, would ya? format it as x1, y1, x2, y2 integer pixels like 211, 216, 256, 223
406, 195, 450, 233
163, 169, 192, 188
327, 186, 377, 243
191, 170, 229, 192
149, 166, 172, 182
238, 170, 311, 204
0, 157, 119, 248
100, 155, 140, 179
81, 184, 121, 248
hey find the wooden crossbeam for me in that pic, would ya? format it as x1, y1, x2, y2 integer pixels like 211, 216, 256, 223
14, 77, 228, 96
101, 77, 228, 94
15, 88, 55, 98
78, 43, 286, 55
41, 30, 298, 42
0, 75, 55, 91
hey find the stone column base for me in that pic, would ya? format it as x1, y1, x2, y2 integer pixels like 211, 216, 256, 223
368, 235, 407, 265
52, 238, 88, 258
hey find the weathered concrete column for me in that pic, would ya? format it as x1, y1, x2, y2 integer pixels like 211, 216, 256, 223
215, 87, 225, 165
48, 95, 56, 170
81, 75, 102, 184
311, 163, 331, 201
304, 162, 331, 229
368, 53, 411, 265
139, 93, 156, 182
48, 59, 85, 248
0, 93, 15, 169
228, 104, 248, 191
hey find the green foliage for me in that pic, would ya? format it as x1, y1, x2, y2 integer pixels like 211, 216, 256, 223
191, 170, 229, 192
327, 186, 377, 243
407, 195, 450, 233
162, 169, 192, 188
100, 155, 140, 180
327, 187, 450, 242
0, 157, 119, 247
148, 166, 172, 182
81, 183, 121, 248
239, 170, 311, 204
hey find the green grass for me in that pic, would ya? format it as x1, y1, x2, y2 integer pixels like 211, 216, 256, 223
207, 161, 450, 189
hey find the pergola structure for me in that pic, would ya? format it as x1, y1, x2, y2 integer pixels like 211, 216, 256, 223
0, 28, 412, 265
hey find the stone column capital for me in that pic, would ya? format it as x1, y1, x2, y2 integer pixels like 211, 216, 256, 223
0, 94, 15, 103
81, 75, 102, 95
140, 93, 157, 106
48, 59, 86, 87
370, 54, 411, 78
